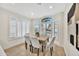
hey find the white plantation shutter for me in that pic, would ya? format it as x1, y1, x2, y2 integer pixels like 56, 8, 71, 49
21, 21, 26, 37
9, 18, 17, 37
9, 17, 27, 38
17, 21, 22, 37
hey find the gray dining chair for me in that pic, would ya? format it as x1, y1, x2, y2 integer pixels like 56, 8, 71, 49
24, 33, 31, 51
30, 37, 41, 56
46, 37, 55, 56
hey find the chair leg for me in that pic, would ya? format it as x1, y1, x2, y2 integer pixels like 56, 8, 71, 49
42, 45, 44, 52
37, 48, 39, 56
50, 48, 52, 56
52, 47, 53, 51
30, 45, 32, 52
32, 46, 33, 53
25, 42, 27, 49
50, 47, 53, 56
47, 38, 49, 42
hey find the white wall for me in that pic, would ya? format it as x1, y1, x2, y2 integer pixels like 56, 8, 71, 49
0, 7, 29, 49
68, 16, 76, 47
63, 4, 79, 56
53, 12, 64, 47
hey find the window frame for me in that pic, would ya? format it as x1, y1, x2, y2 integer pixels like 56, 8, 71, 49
8, 16, 27, 39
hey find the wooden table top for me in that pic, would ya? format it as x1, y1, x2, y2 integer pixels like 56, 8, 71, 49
30, 34, 48, 41
36, 35, 48, 41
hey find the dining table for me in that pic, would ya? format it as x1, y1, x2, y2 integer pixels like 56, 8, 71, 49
30, 34, 48, 42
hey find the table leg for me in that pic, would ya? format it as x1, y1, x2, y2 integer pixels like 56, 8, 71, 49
42, 45, 44, 52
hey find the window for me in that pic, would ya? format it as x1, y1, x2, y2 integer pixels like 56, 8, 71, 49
21, 21, 26, 37
9, 17, 27, 38
17, 21, 22, 37
9, 17, 17, 37
17, 21, 26, 37
34, 19, 40, 32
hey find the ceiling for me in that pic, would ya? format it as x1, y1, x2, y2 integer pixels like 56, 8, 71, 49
0, 3, 67, 18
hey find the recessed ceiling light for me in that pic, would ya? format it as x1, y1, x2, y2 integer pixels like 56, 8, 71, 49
31, 12, 34, 16
49, 6, 53, 9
